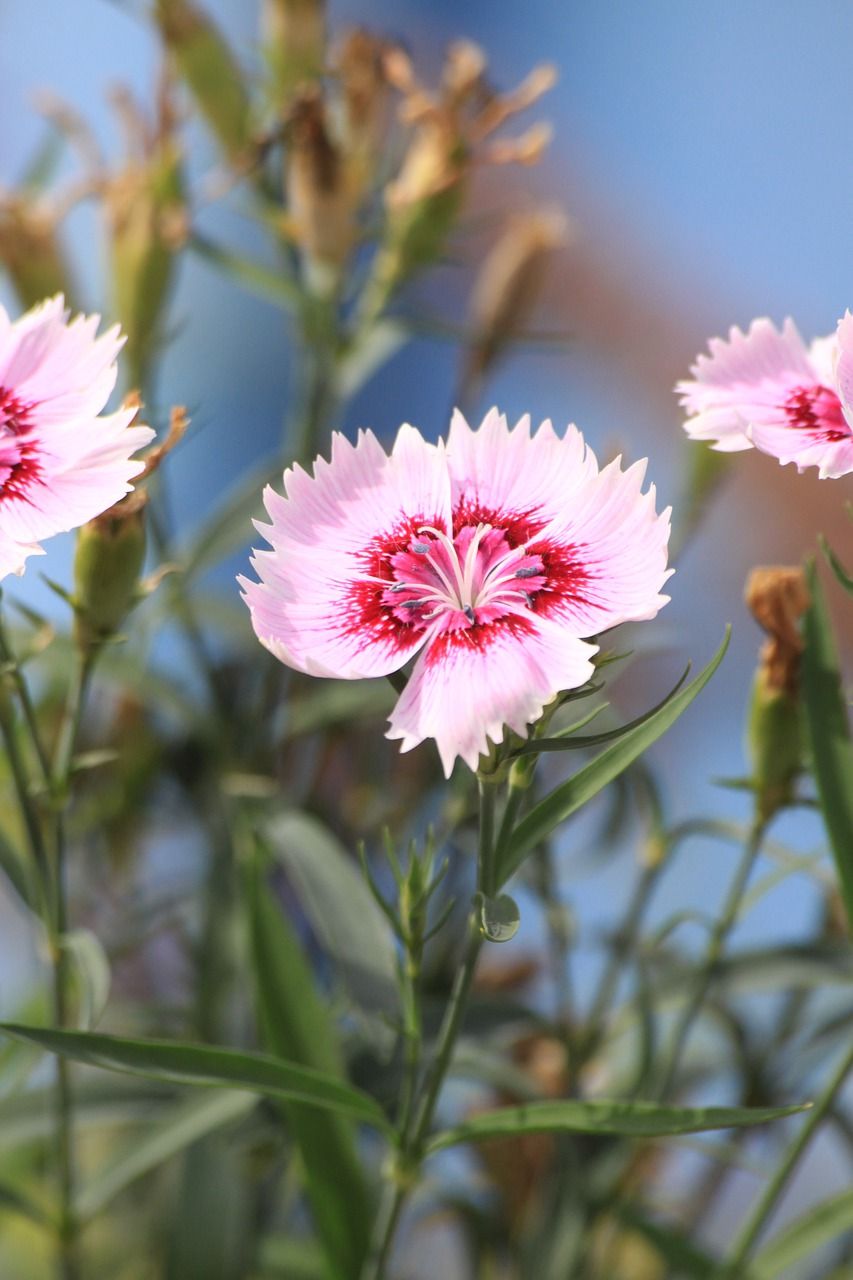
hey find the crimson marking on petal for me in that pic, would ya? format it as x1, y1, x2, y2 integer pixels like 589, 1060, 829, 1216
525, 539, 593, 618
784, 384, 850, 442
341, 511, 448, 657
0, 388, 42, 505
451, 499, 546, 545
423, 613, 539, 667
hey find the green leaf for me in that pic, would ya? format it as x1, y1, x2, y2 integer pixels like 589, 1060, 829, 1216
477, 892, 520, 943
265, 811, 399, 1015
257, 1235, 327, 1279
190, 234, 300, 312
821, 534, 853, 596
247, 864, 372, 1278
0, 1025, 390, 1130
425, 1098, 808, 1155
751, 1187, 853, 1280
519, 664, 690, 754
60, 929, 111, 1030
0, 825, 37, 911
495, 630, 730, 887
801, 561, 853, 930
338, 321, 409, 399
155, 0, 251, 163
76, 1089, 254, 1223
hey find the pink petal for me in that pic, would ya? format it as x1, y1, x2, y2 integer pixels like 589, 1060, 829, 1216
447, 408, 596, 538
748, 421, 853, 479
0, 533, 42, 582
527, 457, 672, 637
241, 424, 453, 679
677, 318, 816, 451
835, 310, 853, 431
0, 407, 154, 543
386, 612, 597, 775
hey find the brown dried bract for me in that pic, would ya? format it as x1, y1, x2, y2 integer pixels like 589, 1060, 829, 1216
745, 565, 810, 695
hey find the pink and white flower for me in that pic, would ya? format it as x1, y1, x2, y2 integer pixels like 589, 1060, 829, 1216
0, 295, 154, 579
241, 409, 672, 776
678, 312, 853, 478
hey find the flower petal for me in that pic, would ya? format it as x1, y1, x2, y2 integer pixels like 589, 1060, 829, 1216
0, 406, 154, 543
241, 424, 453, 679
835, 310, 853, 430
386, 612, 597, 775
677, 318, 815, 451
528, 457, 672, 637
0, 534, 42, 582
447, 407, 597, 537
748, 421, 853, 479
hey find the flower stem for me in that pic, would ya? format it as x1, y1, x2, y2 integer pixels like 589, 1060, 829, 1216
49, 649, 94, 1280
362, 786, 493, 1280
718, 1039, 853, 1276
655, 819, 765, 1100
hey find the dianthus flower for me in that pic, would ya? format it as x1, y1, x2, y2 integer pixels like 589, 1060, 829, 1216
678, 313, 853, 478
0, 295, 153, 578
241, 409, 671, 775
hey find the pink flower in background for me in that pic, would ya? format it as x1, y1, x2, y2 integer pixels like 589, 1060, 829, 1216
241, 409, 672, 775
0, 296, 154, 579
678, 312, 853, 478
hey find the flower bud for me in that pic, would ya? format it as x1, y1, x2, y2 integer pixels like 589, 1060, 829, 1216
285, 87, 355, 274
0, 194, 77, 311
333, 29, 394, 198
745, 566, 810, 821
363, 43, 556, 320
263, 0, 326, 111
463, 207, 570, 390
155, 0, 251, 165
104, 81, 187, 390
73, 489, 148, 655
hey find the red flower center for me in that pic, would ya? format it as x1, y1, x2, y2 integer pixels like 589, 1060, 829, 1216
0, 388, 40, 502
784, 384, 850, 442
384, 522, 546, 633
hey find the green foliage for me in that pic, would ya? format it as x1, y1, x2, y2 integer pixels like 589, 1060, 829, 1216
801, 559, 853, 930
495, 629, 730, 886
0, 1026, 390, 1129
246, 858, 373, 1278
426, 1098, 809, 1155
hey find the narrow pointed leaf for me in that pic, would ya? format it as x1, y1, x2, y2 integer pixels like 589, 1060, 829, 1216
76, 1089, 254, 1223
426, 1097, 808, 1154
801, 561, 853, 929
247, 865, 372, 1277
520, 665, 689, 754
0, 1025, 389, 1129
155, 0, 251, 162
751, 1188, 853, 1280
821, 535, 853, 596
265, 811, 399, 1014
496, 630, 730, 887
190, 234, 299, 311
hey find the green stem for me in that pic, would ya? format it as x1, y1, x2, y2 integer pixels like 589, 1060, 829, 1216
478, 779, 497, 898
395, 948, 422, 1143
0, 601, 53, 784
362, 784, 493, 1280
49, 649, 94, 1280
719, 1039, 853, 1276
0, 690, 52, 912
656, 820, 765, 1100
